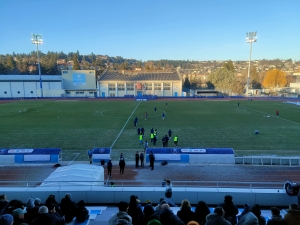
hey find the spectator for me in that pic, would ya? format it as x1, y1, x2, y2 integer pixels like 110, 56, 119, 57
250, 204, 266, 225
75, 200, 89, 223
45, 195, 62, 216
194, 201, 210, 225
237, 212, 258, 225
0, 214, 14, 225
148, 219, 162, 225
127, 195, 143, 225
159, 204, 185, 225
32, 205, 64, 225
177, 199, 195, 225
108, 201, 132, 225
237, 204, 251, 221
115, 215, 133, 225
11, 208, 28, 225
24, 198, 38, 224
165, 180, 176, 207
284, 203, 300, 225
1, 199, 24, 216
267, 207, 288, 225
205, 207, 231, 225
141, 204, 155, 225
155, 197, 167, 212
0, 195, 8, 213
218, 195, 239, 225
187, 222, 199, 225
60, 193, 77, 223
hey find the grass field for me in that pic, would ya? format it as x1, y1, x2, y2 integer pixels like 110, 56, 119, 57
1, 98, 300, 161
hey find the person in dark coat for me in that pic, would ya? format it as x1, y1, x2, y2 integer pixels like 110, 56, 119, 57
32, 206, 64, 225
141, 204, 155, 225
127, 195, 143, 225
250, 204, 266, 225
107, 159, 112, 177
267, 207, 288, 225
168, 129, 172, 138
205, 207, 231, 225
140, 151, 145, 167
119, 157, 126, 174
218, 195, 239, 225
134, 117, 138, 127
177, 199, 196, 225
75, 200, 89, 223
24, 198, 37, 224
159, 204, 185, 225
135, 152, 140, 168
194, 201, 210, 225
45, 195, 62, 216
149, 151, 155, 170
1, 199, 24, 216
164, 135, 169, 147
60, 193, 77, 223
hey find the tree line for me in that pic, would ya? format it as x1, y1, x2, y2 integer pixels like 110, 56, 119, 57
183, 60, 289, 95
0, 51, 292, 94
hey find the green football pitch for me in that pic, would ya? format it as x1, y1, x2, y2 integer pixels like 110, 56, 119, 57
1, 99, 300, 161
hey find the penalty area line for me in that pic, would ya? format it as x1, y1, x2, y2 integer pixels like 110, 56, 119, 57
110, 101, 141, 150
69, 153, 80, 165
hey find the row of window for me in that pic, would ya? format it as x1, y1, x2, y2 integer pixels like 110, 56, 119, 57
108, 83, 171, 87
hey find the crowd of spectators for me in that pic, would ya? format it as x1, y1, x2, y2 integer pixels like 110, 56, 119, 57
1, 193, 300, 225
108, 195, 300, 225
0, 193, 89, 225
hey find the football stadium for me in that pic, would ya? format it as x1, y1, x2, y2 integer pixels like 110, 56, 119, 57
1, 71, 300, 225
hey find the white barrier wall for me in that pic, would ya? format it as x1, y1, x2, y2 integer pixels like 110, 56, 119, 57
0, 187, 296, 207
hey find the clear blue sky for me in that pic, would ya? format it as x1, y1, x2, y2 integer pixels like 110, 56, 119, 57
0, 0, 299, 61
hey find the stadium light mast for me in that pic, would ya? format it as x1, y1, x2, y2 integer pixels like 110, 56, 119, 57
31, 33, 43, 98
246, 31, 257, 96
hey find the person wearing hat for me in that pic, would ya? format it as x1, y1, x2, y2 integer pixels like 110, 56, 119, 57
218, 195, 239, 225
108, 201, 132, 225
147, 219, 162, 225
0, 214, 14, 225
12, 208, 28, 225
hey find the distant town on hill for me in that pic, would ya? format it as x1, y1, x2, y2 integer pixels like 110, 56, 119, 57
0, 52, 300, 92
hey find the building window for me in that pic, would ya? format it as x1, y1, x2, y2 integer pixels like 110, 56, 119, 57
109, 83, 116, 91
164, 87, 171, 90
154, 83, 161, 90
118, 83, 125, 91
145, 83, 152, 90
126, 83, 134, 91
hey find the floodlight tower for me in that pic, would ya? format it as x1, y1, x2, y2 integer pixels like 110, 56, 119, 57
246, 31, 257, 96
31, 33, 43, 98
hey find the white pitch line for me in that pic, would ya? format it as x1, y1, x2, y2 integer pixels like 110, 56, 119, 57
69, 153, 80, 165
110, 101, 141, 149
242, 106, 300, 126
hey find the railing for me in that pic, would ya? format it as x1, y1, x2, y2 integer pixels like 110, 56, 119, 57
0, 180, 285, 190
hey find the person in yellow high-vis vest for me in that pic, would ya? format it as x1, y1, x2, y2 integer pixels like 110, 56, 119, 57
150, 133, 154, 143
174, 135, 178, 147
139, 134, 143, 145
